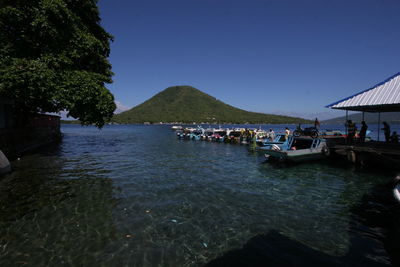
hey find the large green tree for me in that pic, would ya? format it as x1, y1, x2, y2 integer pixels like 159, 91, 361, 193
0, 0, 116, 127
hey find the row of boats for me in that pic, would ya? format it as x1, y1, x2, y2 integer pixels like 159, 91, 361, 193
175, 126, 266, 144
173, 125, 351, 163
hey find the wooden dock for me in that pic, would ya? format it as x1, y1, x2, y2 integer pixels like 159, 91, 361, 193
330, 142, 400, 168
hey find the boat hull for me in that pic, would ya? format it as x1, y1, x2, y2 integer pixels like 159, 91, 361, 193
265, 149, 326, 162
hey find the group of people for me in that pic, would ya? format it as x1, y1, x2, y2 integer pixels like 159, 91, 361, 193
345, 120, 364, 143
346, 120, 398, 143
265, 118, 398, 144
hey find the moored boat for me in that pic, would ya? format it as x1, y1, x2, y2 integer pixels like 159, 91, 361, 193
177, 127, 196, 139
0, 150, 11, 176
202, 128, 215, 141
264, 136, 329, 162
171, 125, 183, 131
189, 126, 205, 140
257, 133, 288, 150
394, 182, 400, 203
212, 129, 229, 142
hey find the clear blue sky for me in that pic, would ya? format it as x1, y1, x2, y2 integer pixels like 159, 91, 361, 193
98, 0, 400, 119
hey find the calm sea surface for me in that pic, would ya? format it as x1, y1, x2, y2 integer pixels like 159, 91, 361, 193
0, 124, 399, 266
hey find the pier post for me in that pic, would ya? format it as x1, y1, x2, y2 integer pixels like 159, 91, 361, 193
377, 112, 381, 141
345, 110, 348, 144
0, 150, 11, 176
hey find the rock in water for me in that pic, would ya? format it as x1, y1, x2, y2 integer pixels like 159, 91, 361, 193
0, 150, 11, 176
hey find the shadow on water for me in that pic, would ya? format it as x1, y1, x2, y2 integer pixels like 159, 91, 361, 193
205, 161, 400, 267
350, 179, 400, 266
205, 228, 391, 267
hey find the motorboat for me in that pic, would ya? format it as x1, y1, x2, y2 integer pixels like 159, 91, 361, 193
202, 128, 215, 141
177, 127, 196, 139
171, 125, 183, 131
264, 136, 329, 162
257, 134, 288, 150
227, 129, 243, 144
212, 129, 229, 142
242, 129, 267, 145
189, 127, 204, 141
394, 181, 400, 203
0, 150, 11, 176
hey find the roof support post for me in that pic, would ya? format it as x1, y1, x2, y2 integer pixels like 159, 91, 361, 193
362, 112, 365, 121
377, 112, 381, 141
345, 110, 348, 144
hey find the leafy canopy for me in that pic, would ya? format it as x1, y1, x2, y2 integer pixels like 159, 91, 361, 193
0, 0, 116, 127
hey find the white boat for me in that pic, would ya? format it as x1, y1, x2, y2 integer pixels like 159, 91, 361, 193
202, 128, 215, 141
264, 136, 329, 162
171, 125, 183, 131
394, 183, 400, 203
0, 150, 11, 176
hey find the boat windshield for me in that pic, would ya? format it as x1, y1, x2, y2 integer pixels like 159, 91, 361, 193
215, 131, 227, 136
291, 138, 313, 150
277, 135, 286, 142
229, 132, 241, 137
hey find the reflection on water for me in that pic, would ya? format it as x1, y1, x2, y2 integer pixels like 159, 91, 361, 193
0, 125, 397, 266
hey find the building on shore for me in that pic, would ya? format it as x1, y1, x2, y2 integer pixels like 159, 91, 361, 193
0, 97, 14, 129
0, 98, 61, 161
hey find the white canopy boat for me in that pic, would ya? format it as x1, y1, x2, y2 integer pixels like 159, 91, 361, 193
394, 183, 400, 203
264, 136, 329, 162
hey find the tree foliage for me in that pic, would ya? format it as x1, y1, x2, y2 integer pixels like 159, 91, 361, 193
0, 0, 116, 127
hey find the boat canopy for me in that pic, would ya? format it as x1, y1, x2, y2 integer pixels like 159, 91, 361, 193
326, 72, 400, 112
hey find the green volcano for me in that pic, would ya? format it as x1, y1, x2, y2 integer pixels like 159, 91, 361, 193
113, 86, 311, 124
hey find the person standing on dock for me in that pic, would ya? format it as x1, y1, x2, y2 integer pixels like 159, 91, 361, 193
382, 121, 391, 143
314, 118, 320, 129
359, 121, 368, 143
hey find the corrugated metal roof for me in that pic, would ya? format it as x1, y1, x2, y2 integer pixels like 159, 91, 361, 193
326, 72, 400, 112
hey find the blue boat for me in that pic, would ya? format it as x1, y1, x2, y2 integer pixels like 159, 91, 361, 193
189, 126, 204, 141
177, 127, 196, 139
257, 134, 289, 151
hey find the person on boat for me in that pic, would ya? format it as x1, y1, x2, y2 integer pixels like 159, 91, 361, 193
382, 122, 391, 143
285, 127, 290, 140
314, 118, 320, 129
391, 131, 399, 143
268, 129, 276, 141
346, 120, 356, 144
359, 121, 368, 143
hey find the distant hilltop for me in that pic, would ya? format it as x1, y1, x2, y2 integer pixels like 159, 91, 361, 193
113, 86, 312, 124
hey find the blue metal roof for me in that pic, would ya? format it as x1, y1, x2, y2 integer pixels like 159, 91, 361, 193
326, 72, 400, 112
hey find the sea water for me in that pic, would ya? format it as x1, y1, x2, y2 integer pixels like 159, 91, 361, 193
0, 124, 398, 266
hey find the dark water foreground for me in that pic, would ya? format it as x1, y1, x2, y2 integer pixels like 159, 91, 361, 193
0, 125, 399, 266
